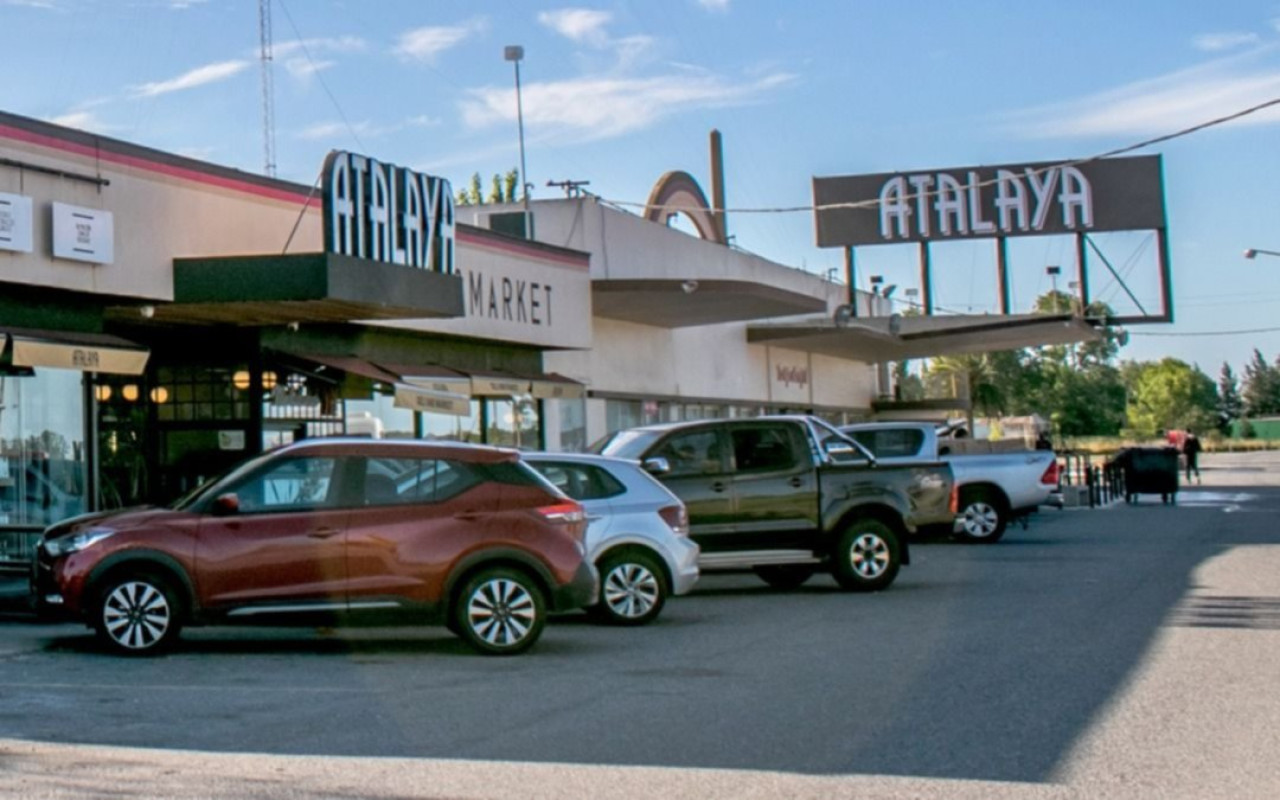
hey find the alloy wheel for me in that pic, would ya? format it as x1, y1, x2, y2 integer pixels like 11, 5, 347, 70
962, 502, 1000, 538
602, 562, 660, 620
849, 533, 890, 579
102, 580, 173, 652
465, 577, 538, 647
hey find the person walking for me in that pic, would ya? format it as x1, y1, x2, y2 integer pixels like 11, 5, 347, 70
1182, 430, 1202, 484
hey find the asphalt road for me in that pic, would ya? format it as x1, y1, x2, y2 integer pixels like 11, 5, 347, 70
2, 453, 1279, 798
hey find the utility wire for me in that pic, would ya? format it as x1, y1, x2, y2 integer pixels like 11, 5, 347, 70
1130, 327, 1280, 337
603, 94, 1280, 216
274, 0, 367, 153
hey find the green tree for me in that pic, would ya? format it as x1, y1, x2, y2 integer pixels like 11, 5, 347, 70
1125, 358, 1218, 437
1241, 349, 1280, 417
454, 170, 521, 206
1217, 362, 1243, 432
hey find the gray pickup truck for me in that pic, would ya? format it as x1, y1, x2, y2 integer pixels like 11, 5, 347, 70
594, 415, 954, 591
840, 422, 1059, 543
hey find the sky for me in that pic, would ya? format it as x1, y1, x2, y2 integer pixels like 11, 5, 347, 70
6, 0, 1280, 376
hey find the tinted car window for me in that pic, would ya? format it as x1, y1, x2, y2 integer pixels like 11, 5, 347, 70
531, 461, 626, 501
651, 430, 724, 477
851, 429, 925, 458
731, 426, 797, 472
364, 457, 480, 505
233, 457, 339, 513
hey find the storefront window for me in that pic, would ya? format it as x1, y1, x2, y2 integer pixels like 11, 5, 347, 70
605, 399, 642, 433
344, 393, 416, 439
0, 371, 87, 527
421, 401, 483, 443
557, 398, 587, 452
486, 397, 539, 449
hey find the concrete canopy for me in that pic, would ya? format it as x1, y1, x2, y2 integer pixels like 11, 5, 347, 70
592, 279, 828, 328
746, 313, 1102, 363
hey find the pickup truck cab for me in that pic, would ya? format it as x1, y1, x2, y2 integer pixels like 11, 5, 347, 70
595, 415, 954, 591
840, 422, 1059, 543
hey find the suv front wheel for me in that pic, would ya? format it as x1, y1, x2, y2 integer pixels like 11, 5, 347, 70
831, 519, 901, 592
453, 567, 546, 655
94, 571, 184, 655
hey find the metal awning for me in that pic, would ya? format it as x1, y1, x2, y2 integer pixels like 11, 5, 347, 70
392, 384, 472, 416
272, 352, 585, 404
593, 279, 827, 328
114, 252, 465, 326
2, 328, 149, 375
747, 313, 1102, 363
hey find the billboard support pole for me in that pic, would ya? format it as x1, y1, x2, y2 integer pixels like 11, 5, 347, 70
919, 241, 934, 315
1157, 226, 1174, 323
844, 246, 857, 317
1075, 232, 1090, 312
996, 238, 1011, 315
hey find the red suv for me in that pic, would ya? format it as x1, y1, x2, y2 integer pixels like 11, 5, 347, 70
33, 439, 596, 656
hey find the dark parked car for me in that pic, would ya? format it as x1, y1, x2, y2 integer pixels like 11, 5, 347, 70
33, 439, 596, 656
595, 416, 955, 592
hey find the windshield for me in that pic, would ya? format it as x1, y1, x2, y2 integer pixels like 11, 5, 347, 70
168, 449, 279, 512
593, 429, 663, 460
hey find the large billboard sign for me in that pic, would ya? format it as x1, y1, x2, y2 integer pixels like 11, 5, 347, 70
813, 155, 1165, 248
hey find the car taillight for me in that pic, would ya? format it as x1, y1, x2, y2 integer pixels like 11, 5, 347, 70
1041, 460, 1061, 486
534, 501, 587, 524
658, 504, 689, 536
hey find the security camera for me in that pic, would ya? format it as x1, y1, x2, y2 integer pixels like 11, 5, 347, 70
139, 305, 155, 319
681, 280, 699, 294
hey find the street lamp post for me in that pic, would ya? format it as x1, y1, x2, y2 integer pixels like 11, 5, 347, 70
504, 45, 531, 239
1244, 248, 1280, 260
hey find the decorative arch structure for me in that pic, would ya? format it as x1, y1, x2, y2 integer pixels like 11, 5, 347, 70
643, 171, 727, 245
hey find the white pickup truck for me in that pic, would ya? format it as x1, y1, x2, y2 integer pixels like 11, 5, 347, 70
839, 422, 1059, 543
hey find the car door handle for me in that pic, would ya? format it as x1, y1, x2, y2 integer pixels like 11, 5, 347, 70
307, 527, 341, 539
789, 476, 805, 488
454, 511, 483, 521
711, 481, 727, 493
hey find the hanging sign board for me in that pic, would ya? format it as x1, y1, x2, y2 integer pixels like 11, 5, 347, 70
51, 202, 114, 264
0, 193, 33, 253
393, 385, 472, 416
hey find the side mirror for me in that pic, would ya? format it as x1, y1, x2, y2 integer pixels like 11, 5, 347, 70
642, 456, 671, 476
211, 493, 240, 517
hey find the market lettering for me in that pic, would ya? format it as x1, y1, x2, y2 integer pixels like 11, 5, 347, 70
323, 150, 455, 273
878, 166, 1092, 241
467, 270, 553, 326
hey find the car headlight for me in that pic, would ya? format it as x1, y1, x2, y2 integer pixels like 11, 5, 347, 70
43, 528, 115, 558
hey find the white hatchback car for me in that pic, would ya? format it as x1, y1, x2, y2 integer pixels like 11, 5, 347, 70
525, 453, 700, 625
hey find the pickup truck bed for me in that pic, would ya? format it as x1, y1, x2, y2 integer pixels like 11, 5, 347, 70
841, 422, 1057, 543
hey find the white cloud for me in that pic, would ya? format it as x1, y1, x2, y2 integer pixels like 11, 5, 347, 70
394, 20, 484, 63
46, 111, 115, 132
1, 0, 59, 8
538, 8, 612, 45
295, 115, 440, 141
696, 0, 730, 12
284, 57, 334, 78
131, 60, 250, 97
1004, 52, 1280, 139
273, 36, 366, 60
461, 71, 796, 143
1193, 32, 1261, 52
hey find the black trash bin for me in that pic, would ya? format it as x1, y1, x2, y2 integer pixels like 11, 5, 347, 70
1114, 447, 1180, 505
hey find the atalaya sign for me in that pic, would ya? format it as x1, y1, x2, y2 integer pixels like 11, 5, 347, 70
322, 150, 455, 272
813, 154, 1166, 248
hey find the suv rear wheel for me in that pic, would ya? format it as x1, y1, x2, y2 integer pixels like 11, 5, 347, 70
453, 567, 546, 655
831, 519, 901, 592
94, 571, 184, 655
954, 488, 1008, 543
